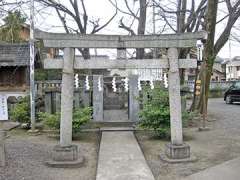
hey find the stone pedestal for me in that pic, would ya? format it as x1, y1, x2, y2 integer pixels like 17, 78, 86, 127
161, 143, 197, 163
52, 145, 78, 161
46, 145, 84, 168
165, 143, 190, 159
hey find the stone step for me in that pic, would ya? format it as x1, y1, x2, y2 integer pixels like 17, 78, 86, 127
86, 121, 136, 128
100, 127, 134, 131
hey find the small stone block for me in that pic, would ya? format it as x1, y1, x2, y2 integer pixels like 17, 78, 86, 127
165, 143, 190, 159
52, 145, 78, 161
27, 129, 41, 136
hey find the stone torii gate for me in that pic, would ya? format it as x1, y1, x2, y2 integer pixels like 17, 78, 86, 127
36, 31, 207, 166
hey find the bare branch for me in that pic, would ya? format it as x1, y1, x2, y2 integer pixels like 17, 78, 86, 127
91, 8, 117, 34
108, 0, 137, 18
80, 0, 88, 32
216, 14, 229, 24
118, 18, 136, 35
55, 9, 69, 33
124, 0, 139, 20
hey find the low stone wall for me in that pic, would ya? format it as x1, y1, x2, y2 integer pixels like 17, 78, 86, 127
185, 81, 234, 92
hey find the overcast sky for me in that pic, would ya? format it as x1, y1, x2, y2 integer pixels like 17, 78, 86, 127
3, 0, 240, 59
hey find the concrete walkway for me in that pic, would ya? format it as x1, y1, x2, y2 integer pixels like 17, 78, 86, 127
96, 131, 155, 180
183, 157, 240, 180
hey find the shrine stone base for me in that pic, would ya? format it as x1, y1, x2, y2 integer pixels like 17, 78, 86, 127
46, 145, 84, 168
160, 143, 197, 163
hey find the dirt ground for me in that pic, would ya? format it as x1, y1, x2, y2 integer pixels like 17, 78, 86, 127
136, 98, 240, 180
1, 98, 240, 180
0, 130, 99, 180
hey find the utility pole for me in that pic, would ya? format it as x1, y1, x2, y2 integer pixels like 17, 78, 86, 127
229, 36, 232, 80
29, 0, 36, 131
152, 1, 157, 59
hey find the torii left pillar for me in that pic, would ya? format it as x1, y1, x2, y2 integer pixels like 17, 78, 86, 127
46, 48, 84, 167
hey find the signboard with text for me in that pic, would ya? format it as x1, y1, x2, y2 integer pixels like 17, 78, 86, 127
0, 95, 8, 121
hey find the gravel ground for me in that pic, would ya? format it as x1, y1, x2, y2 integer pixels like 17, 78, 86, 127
1, 98, 240, 180
136, 98, 240, 180
0, 130, 99, 180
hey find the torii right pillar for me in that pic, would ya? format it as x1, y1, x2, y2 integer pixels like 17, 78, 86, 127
164, 48, 192, 162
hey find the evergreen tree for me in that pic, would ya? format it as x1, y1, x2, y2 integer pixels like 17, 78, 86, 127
0, 10, 26, 43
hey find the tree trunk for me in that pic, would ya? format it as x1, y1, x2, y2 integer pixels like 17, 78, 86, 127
136, 0, 146, 59
82, 48, 90, 59
191, 0, 218, 113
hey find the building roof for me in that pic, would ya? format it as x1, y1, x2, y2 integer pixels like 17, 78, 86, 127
0, 43, 30, 67
215, 56, 225, 63
232, 56, 240, 61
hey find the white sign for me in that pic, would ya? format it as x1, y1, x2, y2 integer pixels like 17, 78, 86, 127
0, 95, 8, 121
133, 68, 163, 81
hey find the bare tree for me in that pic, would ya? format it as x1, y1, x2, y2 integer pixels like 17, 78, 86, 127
0, 0, 27, 18
109, 0, 148, 59
197, 0, 240, 113
153, 0, 240, 113
153, 0, 207, 83
35, 0, 117, 59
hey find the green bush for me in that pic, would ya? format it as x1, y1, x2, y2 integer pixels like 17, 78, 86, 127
72, 107, 92, 133
40, 107, 92, 132
10, 96, 30, 124
139, 86, 170, 138
138, 85, 192, 138
38, 112, 60, 130
182, 111, 197, 127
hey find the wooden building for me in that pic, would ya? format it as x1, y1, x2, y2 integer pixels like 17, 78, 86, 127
0, 43, 40, 92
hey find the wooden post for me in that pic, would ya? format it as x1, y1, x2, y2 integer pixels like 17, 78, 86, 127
74, 90, 80, 109
55, 91, 61, 112
44, 91, 52, 113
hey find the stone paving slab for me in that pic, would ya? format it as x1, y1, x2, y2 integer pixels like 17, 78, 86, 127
96, 131, 155, 180
0, 121, 20, 131
183, 157, 240, 180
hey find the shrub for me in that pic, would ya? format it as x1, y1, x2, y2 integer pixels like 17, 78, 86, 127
182, 111, 197, 127
40, 107, 92, 132
72, 107, 92, 133
38, 112, 60, 130
10, 96, 30, 124
138, 85, 192, 138
139, 85, 170, 138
